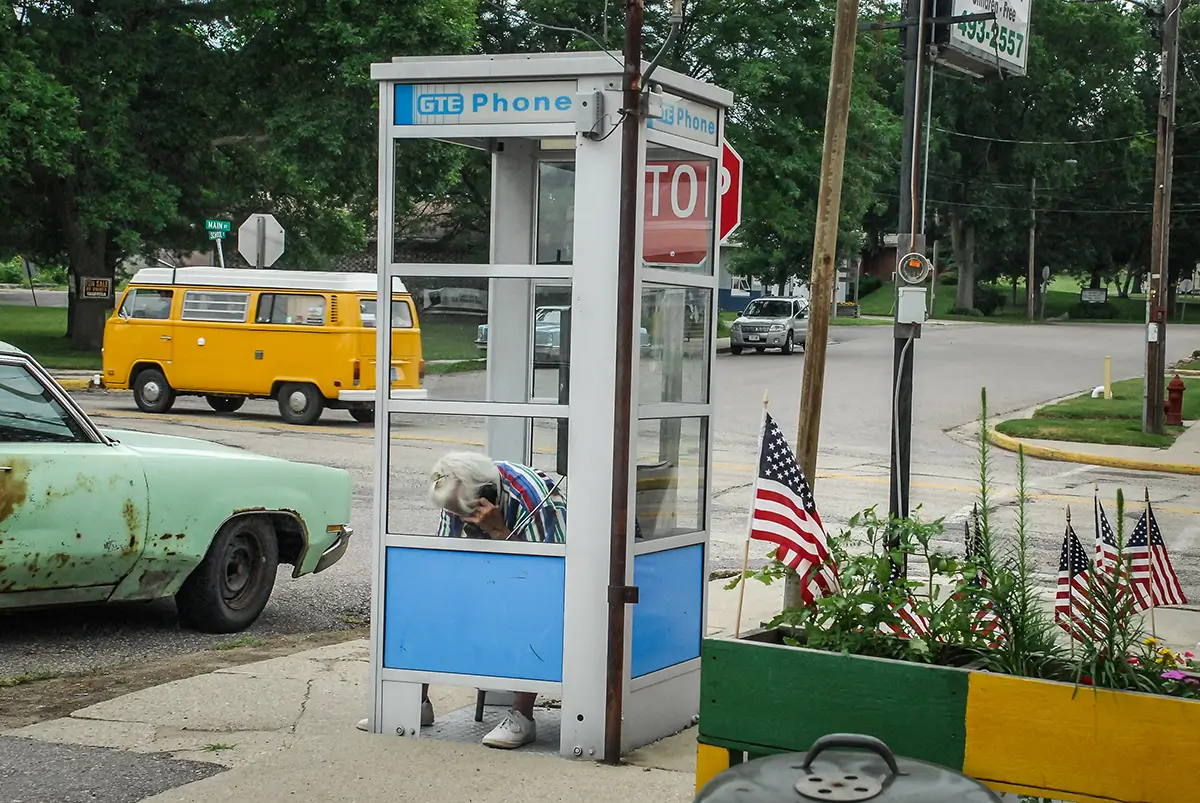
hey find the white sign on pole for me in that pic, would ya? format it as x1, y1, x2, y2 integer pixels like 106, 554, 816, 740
238, 214, 285, 268
942, 0, 1031, 78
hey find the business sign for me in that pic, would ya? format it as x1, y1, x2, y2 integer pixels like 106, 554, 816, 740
1080, 288, 1109, 304
644, 160, 713, 268
942, 0, 1031, 78
394, 81, 577, 126
80, 277, 113, 300
646, 93, 720, 147
422, 287, 488, 314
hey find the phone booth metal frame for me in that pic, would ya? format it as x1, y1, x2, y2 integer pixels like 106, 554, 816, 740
366, 51, 733, 759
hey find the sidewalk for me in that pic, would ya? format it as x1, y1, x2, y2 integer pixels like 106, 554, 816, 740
5, 575, 1198, 802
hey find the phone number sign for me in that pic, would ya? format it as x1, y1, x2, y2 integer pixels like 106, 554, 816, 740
944, 0, 1030, 78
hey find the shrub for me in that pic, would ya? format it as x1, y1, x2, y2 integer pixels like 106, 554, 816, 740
0, 258, 24, 284
974, 286, 1005, 316
938, 272, 958, 286
857, 275, 884, 297
1070, 301, 1119, 320
952, 307, 985, 317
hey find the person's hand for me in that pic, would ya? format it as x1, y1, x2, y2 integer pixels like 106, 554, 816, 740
464, 498, 510, 540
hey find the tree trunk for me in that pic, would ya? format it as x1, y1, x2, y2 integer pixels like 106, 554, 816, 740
1120, 268, 1134, 298
55, 182, 113, 351
1089, 270, 1102, 290
950, 212, 975, 311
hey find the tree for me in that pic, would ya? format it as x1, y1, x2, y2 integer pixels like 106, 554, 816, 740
0, 0, 478, 350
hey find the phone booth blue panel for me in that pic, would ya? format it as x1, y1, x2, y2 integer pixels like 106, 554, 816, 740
630, 543, 705, 678
382, 547, 566, 682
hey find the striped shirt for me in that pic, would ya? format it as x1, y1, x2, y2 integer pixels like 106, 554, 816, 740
435, 461, 567, 544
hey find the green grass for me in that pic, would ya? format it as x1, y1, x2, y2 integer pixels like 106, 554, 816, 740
418, 317, 484, 362
857, 281, 1200, 324
995, 376, 1200, 448
213, 635, 265, 651
831, 316, 892, 326
1178, 358, 1200, 371
201, 743, 236, 753
0, 668, 59, 687
717, 311, 736, 338
425, 359, 485, 375
0, 305, 100, 369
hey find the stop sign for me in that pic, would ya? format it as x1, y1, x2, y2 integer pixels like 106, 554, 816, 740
719, 140, 743, 243
643, 160, 712, 267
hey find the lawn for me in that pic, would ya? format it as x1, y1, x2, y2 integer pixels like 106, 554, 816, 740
0, 305, 100, 369
418, 317, 483, 362
995, 376, 1200, 448
857, 280, 1200, 324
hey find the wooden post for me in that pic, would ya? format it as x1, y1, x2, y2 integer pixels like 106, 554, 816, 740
1145, 0, 1181, 434
788, 0, 861, 607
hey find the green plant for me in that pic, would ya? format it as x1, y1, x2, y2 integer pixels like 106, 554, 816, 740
973, 286, 1004, 316
938, 272, 958, 285
202, 743, 236, 752
0, 258, 25, 284
213, 634, 265, 651
1070, 301, 1119, 319
856, 275, 883, 297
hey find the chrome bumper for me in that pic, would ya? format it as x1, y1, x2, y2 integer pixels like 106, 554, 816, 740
315, 525, 353, 573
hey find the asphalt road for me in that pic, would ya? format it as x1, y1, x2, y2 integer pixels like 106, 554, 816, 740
2, 321, 1199, 676
0, 287, 67, 307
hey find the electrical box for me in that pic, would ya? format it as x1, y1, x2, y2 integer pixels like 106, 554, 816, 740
575, 91, 605, 137
645, 88, 664, 120
897, 286, 928, 326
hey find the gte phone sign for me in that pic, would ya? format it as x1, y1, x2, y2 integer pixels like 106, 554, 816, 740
395, 81, 577, 126
647, 93, 720, 147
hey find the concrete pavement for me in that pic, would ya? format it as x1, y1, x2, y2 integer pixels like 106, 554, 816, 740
5, 574, 1199, 803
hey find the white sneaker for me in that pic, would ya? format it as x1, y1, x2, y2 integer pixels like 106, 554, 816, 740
481, 709, 536, 749
356, 699, 435, 731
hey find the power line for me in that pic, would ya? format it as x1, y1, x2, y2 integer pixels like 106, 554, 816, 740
930, 124, 1194, 146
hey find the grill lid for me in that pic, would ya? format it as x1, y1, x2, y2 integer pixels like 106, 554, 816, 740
696, 734, 1002, 803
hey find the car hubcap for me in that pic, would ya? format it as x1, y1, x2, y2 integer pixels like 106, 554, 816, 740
287, 391, 308, 413
142, 381, 161, 403
222, 532, 263, 610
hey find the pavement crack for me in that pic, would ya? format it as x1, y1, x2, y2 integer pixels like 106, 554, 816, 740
291, 678, 315, 734
713, 483, 753, 498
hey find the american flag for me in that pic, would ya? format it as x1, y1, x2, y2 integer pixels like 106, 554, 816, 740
749, 412, 838, 603
1095, 496, 1120, 573
877, 560, 931, 640
1128, 503, 1187, 609
961, 513, 1005, 648
1055, 520, 1102, 642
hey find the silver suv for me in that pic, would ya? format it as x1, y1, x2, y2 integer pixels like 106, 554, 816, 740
729, 296, 809, 355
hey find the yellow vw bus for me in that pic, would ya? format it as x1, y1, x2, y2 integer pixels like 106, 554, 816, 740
102, 267, 426, 425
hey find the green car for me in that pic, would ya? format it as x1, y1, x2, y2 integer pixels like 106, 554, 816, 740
0, 340, 353, 633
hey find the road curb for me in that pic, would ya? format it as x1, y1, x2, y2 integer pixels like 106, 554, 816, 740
987, 427, 1200, 476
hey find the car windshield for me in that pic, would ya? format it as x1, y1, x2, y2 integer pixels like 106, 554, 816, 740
0, 363, 87, 443
744, 300, 793, 318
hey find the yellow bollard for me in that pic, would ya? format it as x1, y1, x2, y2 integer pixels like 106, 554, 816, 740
1105, 356, 1113, 400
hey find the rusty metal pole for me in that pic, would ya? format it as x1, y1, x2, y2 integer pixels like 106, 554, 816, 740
604, 0, 643, 765
1145, 0, 1180, 435
787, 0, 861, 608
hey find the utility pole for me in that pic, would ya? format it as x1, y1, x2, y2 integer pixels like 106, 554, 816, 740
887, 0, 929, 527
1027, 176, 1037, 321
1145, 0, 1180, 435
788, 0, 861, 608
604, 0, 643, 766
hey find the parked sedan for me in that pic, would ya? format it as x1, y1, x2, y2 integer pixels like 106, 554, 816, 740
729, 297, 809, 355
475, 306, 651, 366
0, 341, 353, 633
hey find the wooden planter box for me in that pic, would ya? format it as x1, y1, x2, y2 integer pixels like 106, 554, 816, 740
696, 629, 1200, 803
835, 303, 860, 318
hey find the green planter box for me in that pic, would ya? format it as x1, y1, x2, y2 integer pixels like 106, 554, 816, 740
695, 629, 1200, 803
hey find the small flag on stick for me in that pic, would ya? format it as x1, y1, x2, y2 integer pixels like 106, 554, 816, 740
748, 412, 839, 605
1055, 510, 1104, 643
1129, 496, 1187, 609
1095, 492, 1120, 573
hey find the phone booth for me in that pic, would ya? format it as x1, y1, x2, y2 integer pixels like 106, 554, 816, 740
365, 52, 733, 759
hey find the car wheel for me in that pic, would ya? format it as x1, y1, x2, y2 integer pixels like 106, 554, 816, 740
730, 345, 743, 355
781, 332, 795, 355
133, 368, 175, 414
349, 405, 375, 424
206, 395, 245, 413
277, 382, 324, 425
176, 516, 280, 633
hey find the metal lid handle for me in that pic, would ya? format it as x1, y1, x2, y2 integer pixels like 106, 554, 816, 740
800, 734, 901, 777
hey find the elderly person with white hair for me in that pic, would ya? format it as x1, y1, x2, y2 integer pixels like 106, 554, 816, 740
357, 451, 566, 749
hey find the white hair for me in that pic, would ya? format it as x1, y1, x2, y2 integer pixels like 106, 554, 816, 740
428, 451, 500, 516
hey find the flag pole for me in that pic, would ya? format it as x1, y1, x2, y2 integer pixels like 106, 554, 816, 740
735, 390, 770, 639
1093, 484, 1101, 570
1146, 486, 1157, 639
1066, 506, 1075, 656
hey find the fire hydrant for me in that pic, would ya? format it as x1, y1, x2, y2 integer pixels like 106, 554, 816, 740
1165, 374, 1186, 426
